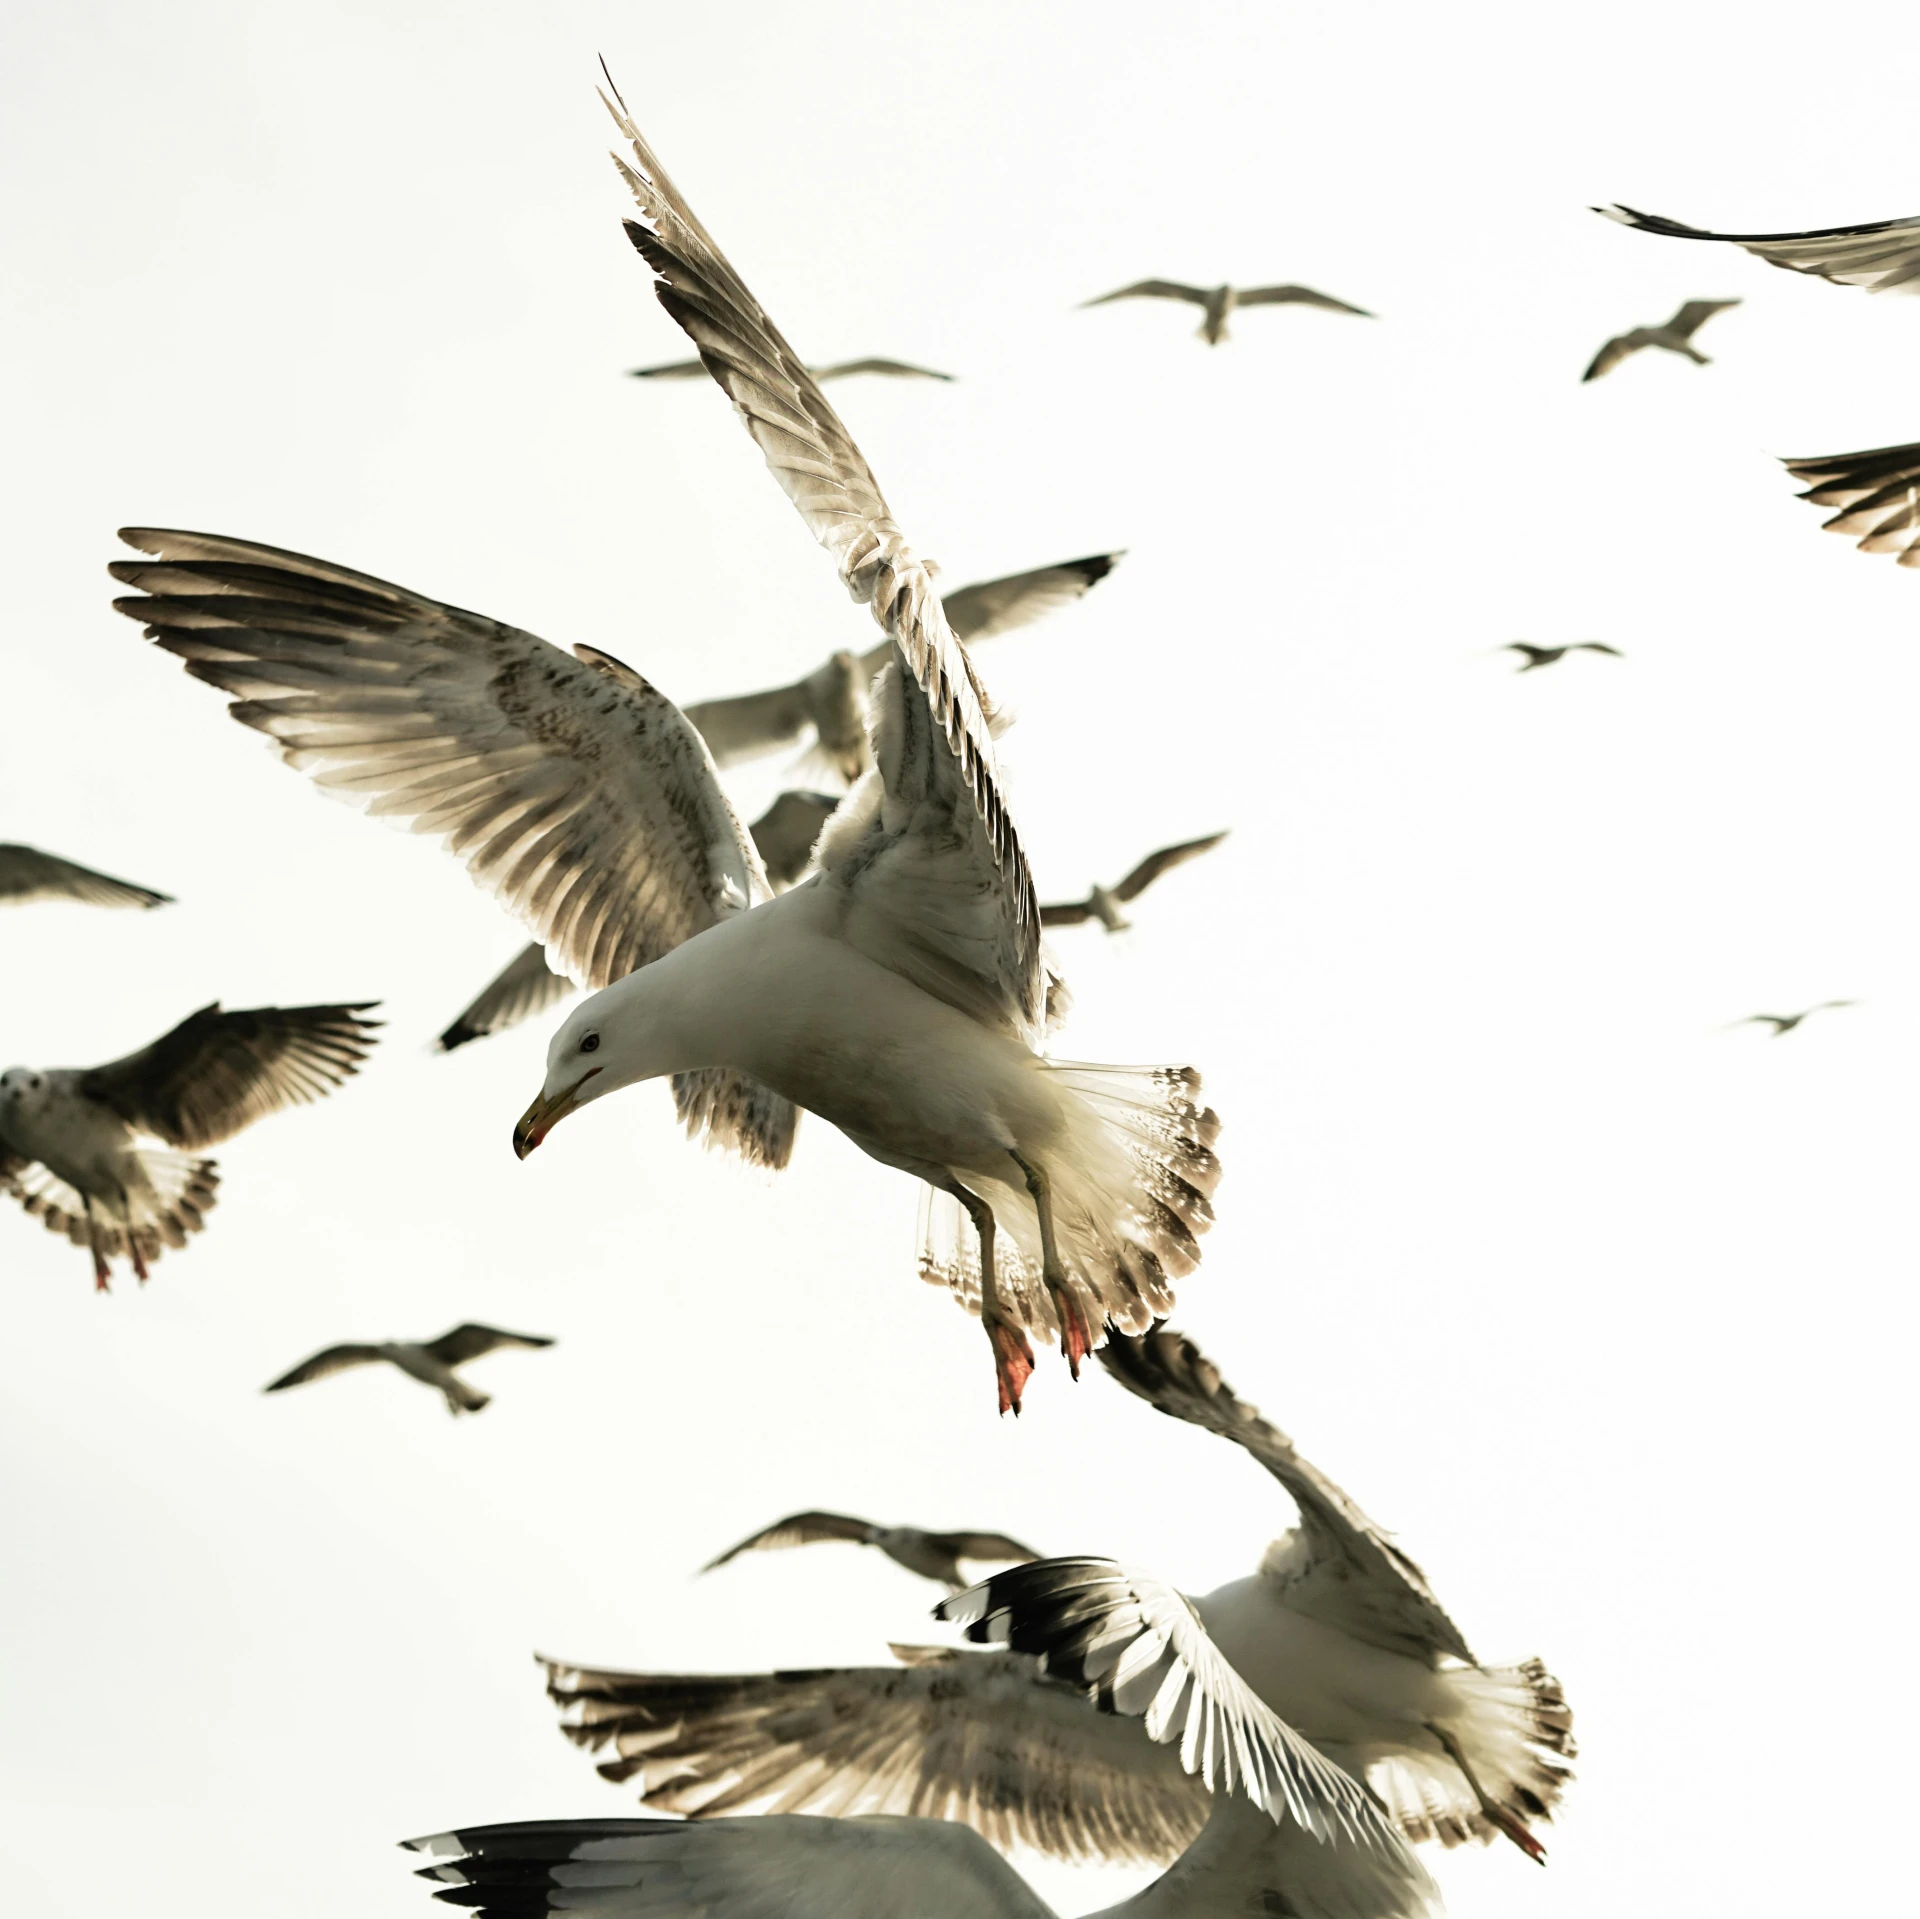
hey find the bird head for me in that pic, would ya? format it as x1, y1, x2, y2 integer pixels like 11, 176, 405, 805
512, 978, 655, 1159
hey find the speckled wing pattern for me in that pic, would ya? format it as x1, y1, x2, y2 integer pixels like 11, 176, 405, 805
0, 843, 171, 909
1596, 204, 1920, 293
1782, 439, 1920, 566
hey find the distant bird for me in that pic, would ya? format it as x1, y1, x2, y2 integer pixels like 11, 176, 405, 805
1040, 832, 1228, 932
1080, 279, 1373, 343
0, 843, 171, 910
1781, 440, 1920, 569
1594, 204, 1920, 295
1580, 299, 1740, 381
0, 1002, 380, 1288
702, 1511, 1039, 1591
1733, 1000, 1856, 1037
1500, 642, 1622, 673
265, 1322, 553, 1415
631, 354, 954, 382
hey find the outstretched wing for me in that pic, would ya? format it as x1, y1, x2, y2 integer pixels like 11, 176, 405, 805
541, 1646, 1205, 1865
0, 843, 171, 909
1037, 897, 1094, 927
1666, 297, 1741, 337
701, 1511, 876, 1569
1113, 832, 1229, 904
1080, 280, 1210, 308
1782, 439, 1920, 566
927, 1530, 1042, 1565
1235, 284, 1374, 317
420, 1323, 555, 1366
438, 943, 575, 1052
810, 358, 956, 382
1595, 204, 1920, 294
263, 1344, 387, 1392
941, 1559, 1389, 1842
1580, 331, 1642, 382
81, 1001, 381, 1151
1097, 1327, 1474, 1663
682, 677, 818, 766
749, 791, 840, 889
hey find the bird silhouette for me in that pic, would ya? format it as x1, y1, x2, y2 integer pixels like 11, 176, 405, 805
1080, 279, 1373, 344
1731, 1001, 1856, 1038
1499, 643, 1622, 674
1581, 299, 1740, 381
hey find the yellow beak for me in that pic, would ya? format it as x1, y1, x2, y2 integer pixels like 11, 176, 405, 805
512, 1067, 600, 1160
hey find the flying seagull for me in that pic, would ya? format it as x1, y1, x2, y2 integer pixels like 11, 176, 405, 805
0, 1001, 380, 1288
113, 114, 1217, 1416
0, 842, 172, 910
1080, 280, 1374, 344
1040, 832, 1227, 932
1593, 204, 1920, 295
436, 792, 842, 1053
1581, 298, 1739, 382
631, 354, 955, 382
265, 1322, 554, 1414
1781, 440, 1920, 569
1500, 642, 1622, 673
702, 1511, 1038, 1590
1732, 1000, 1856, 1037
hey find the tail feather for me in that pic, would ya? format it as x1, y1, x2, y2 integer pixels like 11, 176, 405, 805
11, 1152, 220, 1271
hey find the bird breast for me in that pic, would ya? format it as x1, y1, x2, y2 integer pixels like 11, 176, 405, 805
0, 1074, 132, 1187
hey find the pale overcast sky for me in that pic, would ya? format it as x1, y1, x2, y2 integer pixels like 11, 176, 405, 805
4, 4, 1917, 1916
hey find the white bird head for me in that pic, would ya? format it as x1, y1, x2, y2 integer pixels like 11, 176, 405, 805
511, 976, 658, 1160
0, 1066, 47, 1116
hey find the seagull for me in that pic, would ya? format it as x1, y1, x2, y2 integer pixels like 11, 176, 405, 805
0, 842, 172, 910
541, 1327, 1570, 1868
1732, 1000, 1856, 1037
112, 107, 1218, 1415
701, 1511, 1038, 1590
1499, 642, 1622, 673
436, 792, 841, 1053
1580, 299, 1740, 381
1040, 832, 1227, 932
0, 1001, 380, 1288
1594, 204, 1920, 295
631, 354, 955, 383
265, 1322, 554, 1414
1781, 440, 1920, 569
1080, 279, 1374, 344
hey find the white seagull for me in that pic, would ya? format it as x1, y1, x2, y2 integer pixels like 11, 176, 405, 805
701, 1510, 1038, 1591
265, 1322, 554, 1414
632, 354, 955, 383
1040, 833, 1228, 932
0, 842, 172, 910
1580, 298, 1740, 381
1081, 279, 1374, 344
1, 1001, 380, 1288
1594, 204, 1920, 294
1781, 440, 1920, 569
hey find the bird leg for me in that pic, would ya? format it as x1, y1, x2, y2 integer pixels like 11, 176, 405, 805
1009, 1151, 1095, 1379
1425, 1720, 1546, 1865
945, 1176, 1032, 1416
82, 1198, 111, 1293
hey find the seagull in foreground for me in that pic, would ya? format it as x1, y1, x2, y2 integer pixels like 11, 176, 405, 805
542, 1327, 1570, 1868
1499, 642, 1622, 673
265, 1323, 554, 1414
0, 1002, 380, 1288
1040, 832, 1227, 932
1594, 204, 1920, 295
1580, 298, 1740, 381
1080, 279, 1374, 344
1781, 440, 1920, 569
631, 354, 955, 383
113, 109, 1217, 1415
0, 842, 172, 910
701, 1511, 1038, 1590
1732, 1000, 1856, 1037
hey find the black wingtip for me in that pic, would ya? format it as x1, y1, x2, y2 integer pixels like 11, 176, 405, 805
436, 1020, 482, 1053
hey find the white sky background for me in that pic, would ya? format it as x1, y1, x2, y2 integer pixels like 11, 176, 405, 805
2, 2, 1917, 1913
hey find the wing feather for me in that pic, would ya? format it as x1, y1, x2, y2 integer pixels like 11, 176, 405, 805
263, 1344, 387, 1391
0, 844, 172, 909
1596, 203, 1920, 293
438, 943, 575, 1051
1234, 285, 1374, 316
420, 1323, 555, 1366
1112, 832, 1229, 904
701, 1512, 877, 1568
1079, 280, 1211, 307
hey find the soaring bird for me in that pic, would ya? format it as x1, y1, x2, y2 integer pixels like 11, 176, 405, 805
1040, 832, 1227, 932
1732, 1000, 1856, 1037
265, 1323, 553, 1415
1499, 642, 1622, 673
0, 1002, 380, 1288
1593, 204, 1920, 295
0, 842, 171, 910
1781, 441, 1920, 569
1080, 279, 1374, 344
631, 354, 954, 383
702, 1511, 1038, 1590
1580, 299, 1740, 381
542, 1328, 1571, 1868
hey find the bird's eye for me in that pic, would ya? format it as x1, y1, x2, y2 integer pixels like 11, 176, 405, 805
580, 1033, 600, 1054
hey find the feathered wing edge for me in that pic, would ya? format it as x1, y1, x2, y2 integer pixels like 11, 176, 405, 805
6, 1152, 219, 1273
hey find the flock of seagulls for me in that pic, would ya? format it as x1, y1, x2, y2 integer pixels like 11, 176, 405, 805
12, 69, 1905, 1919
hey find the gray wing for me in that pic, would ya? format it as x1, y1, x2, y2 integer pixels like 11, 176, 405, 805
420, 1323, 555, 1366
263, 1344, 387, 1392
1234, 285, 1374, 317
1112, 832, 1229, 904
701, 1511, 877, 1569
1037, 897, 1094, 927
1569, 643, 1623, 658
1666, 298, 1741, 338
1580, 331, 1644, 382
682, 678, 818, 766
81, 1001, 381, 1151
924, 1530, 1042, 1565
1097, 1327, 1475, 1664
1595, 204, 1920, 294
810, 358, 956, 382
437, 943, 574, 1052
1079, 280, 1211, 308
626, 357, 710, 379
1782, 439, 1920, 566
541, 1647, 1207, 1866
0, 844, 172, 909
856, 551, 1125, 677
749, 790, 840, 888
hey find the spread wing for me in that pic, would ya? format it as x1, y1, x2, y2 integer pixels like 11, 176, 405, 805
605, 88, 1044, 1039
1782, 439, 1920, 566
0, 843, 171, 909
1580, 331, 1645, 382
926, 1530, 1042, 1565
681, 678, 817, 766
1037, 897, 1094, 927
1234, 284, 1374, 317
541, 1647, 1207, 1866
1113, 832, 1229, 904
1097, 1328, 1474, 1664
1079, 280, 1211, 308
1595, 204, 1920, 294
80, 1001, 381, 1151
437, 943, 574, 1052
940, 1560, 1389, 1843
420, 1323, 555, 1366
701, 1511, 877, 1569
749, 790, 840, 888
856, 551, 1125, 677
809, 358, 956, 382
1667, 297, 1741, 337
263, 1344, 387, 1392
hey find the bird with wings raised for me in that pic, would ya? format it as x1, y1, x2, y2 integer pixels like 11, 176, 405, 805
1040, 833, 1227, 932
1580, 298, 1740, 382
265, 1323, 554, 1415
1594, 204, 1920, 294
701, 1510, 1038, 1590
1080, 279, 1374, 344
